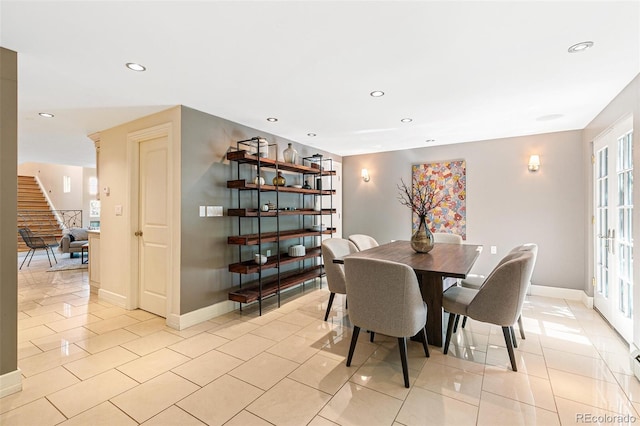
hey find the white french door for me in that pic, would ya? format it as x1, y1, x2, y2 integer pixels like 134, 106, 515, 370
594, 115, 633, 342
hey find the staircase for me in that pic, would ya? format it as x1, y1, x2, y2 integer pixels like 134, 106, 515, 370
17, 175, 62, 251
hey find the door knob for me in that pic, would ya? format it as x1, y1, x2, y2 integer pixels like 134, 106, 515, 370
134, 231, 143, 237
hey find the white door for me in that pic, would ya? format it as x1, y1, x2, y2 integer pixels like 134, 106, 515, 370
138, 135, 170, 317
594, 115, 633, 342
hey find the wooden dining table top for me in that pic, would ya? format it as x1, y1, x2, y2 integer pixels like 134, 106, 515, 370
337, 240, 483, 278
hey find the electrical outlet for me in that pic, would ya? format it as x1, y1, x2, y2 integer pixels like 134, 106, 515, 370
266, 250, 271, 256
490, 246, 497, 254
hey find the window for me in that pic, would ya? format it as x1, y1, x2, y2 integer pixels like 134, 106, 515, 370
63, 176, 71, 193
89, 200, 101, 218
89, 177, 98, 195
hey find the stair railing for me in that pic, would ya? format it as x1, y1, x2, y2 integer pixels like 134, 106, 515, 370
17, 210, 83, 230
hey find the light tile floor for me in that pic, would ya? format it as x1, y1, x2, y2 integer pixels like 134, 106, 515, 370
2, 253, 640, 425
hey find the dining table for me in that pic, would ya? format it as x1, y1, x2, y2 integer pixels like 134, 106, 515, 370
335, 240, 483, 347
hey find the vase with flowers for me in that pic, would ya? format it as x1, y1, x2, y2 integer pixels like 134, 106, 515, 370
398, 175, 446, 253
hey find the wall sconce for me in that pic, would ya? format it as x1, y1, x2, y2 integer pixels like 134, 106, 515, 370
361, 168, 370, 182
528, 155, 540, 172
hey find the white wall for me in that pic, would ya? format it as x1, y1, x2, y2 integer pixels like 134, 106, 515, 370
98, 106, 182, 314
342, 130, 585, 290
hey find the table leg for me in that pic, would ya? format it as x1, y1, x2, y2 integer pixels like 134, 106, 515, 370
417, 273, 445, 347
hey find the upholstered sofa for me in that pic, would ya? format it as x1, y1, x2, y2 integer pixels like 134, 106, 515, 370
59, 227, 89, 257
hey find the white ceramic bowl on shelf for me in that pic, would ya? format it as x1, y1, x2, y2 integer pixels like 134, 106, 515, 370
310, 224, 326, 232
288, 245, 306, 257
254, 254, 268, 265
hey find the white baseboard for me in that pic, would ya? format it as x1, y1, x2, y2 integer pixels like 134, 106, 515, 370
529, 284, 590, 304
582, 292, 594, 309
166, 300, 237, 330
97, 289, 128, 308
0, 369, 22, 398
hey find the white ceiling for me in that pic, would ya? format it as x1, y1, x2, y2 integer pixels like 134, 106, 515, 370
2, 1, 639, 168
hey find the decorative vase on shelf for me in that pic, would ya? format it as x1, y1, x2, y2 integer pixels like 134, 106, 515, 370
302, 180, 312, 190
283, 143, 298, 164
273, 171, 286, 186
251, 137, 269, 158
411, 216, 434, 253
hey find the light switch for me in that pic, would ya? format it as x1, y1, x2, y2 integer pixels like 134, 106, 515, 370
115, 205, 123, 216
199, 206, 206, 217
207, 206, 223, 217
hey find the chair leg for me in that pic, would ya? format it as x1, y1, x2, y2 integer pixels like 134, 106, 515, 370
517, 315, 526, 339
49, 246, 57, 263
19, 249, 34, 270
398, 337, 410, 388
370, 331, 375, 343
345, 297, 348, 310
420, 326, 430, 357
443, 312, 457, 355
510, 326, 518, 348
26, 249, 36, 267
346, 326, 360, 367
502, 326, 518, 372
324, 292, 336, 321
461, 316, 468, 329
44, 247, 53, 267
453, 314, 460, 333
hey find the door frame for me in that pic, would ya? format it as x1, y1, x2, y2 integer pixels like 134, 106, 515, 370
592, 113, 634, 342
127, 122, 177, 319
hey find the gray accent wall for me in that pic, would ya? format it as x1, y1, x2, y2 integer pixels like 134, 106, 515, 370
342, 130, 586, 290
179, 106, 341, 313
0, 48, 18, 377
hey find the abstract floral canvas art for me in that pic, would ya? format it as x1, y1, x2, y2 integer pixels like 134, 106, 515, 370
412, 160, 466, 239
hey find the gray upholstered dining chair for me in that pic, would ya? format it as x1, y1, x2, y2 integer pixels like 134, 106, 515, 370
459, 243, 538, 339
347, 234, 379, 251
433, 232, 463, 289
442, 250, 535, 371
321, 238, 359, 321
344, 257, 429, 388
432, 232, 463, 244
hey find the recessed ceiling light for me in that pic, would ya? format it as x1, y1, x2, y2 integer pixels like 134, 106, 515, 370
425, 139, 436, 143
400, 118, 413, 123
125, 62, 146, 72
568, 41, 594, 53
370, 91, 385, 97
307, 133, 317, 137
266, 117, 278, 122
38, 112, 54, 118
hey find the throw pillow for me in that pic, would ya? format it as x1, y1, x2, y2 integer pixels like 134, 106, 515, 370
69, 228, 88, 241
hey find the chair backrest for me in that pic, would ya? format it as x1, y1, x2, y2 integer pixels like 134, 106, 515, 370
499, 243, 538, 284
467, 251, 535, 326
344, 257, 427, 337
322, 238, 359, 294
347, 234, 379, 251
509, 243, 538, 267
432, 232, 463, 244
18, 227, 38, 248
